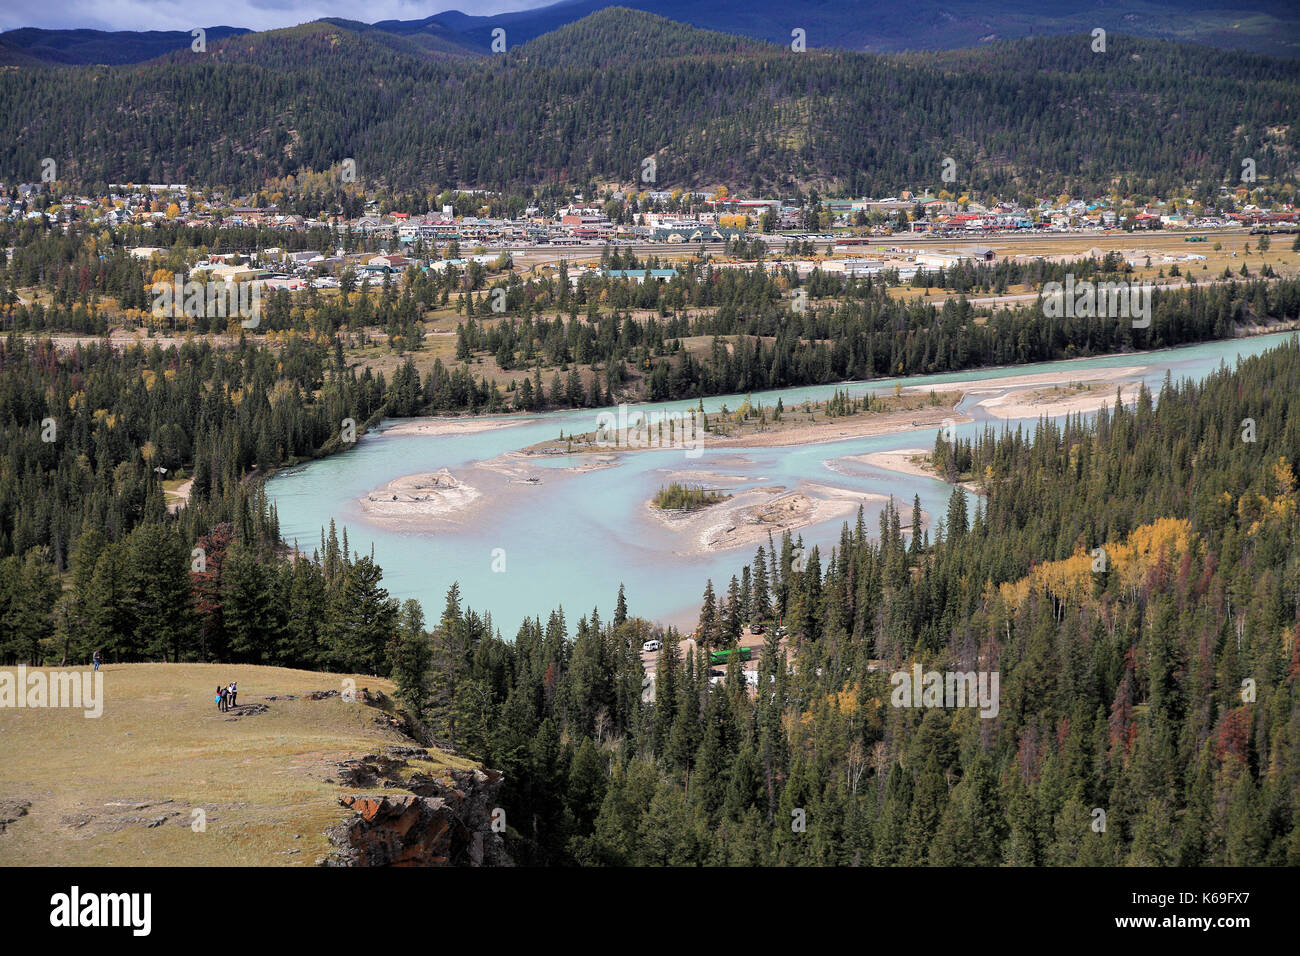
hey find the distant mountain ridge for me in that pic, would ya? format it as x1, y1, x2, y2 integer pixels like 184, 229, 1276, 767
427, 0, 1300, 57
0, 26, 250, 65
3, 0, 1299, 64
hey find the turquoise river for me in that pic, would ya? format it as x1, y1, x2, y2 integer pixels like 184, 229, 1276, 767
267, 332, 1298, 635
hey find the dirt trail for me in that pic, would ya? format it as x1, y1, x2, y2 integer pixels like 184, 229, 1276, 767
166, 479, 193, 513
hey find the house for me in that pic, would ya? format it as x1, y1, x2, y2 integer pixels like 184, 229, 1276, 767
915, 252, 963, 269
225, 207, 269, 224
203, 263, 268, 283
366, 255, 412, 271
651, 225, 741, 242
560, 213, 610, 228
262, 276, 309, 291
427, 258, 468, 273
601, 268, 677, 284
822, 259, 886, 277
354, 216, 394, 234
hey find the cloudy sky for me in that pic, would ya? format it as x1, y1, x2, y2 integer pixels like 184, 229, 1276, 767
1, 1, 556, 33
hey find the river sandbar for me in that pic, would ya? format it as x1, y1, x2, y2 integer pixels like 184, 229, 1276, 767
360, 468, 482, 519
380, 417, 536, 438
646, 482, 901, 554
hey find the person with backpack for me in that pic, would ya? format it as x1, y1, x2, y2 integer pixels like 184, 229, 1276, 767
92, 650, 101, 672
216, 685, 225, 712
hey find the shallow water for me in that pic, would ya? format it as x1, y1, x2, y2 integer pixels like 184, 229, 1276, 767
268, 332, 1297, 634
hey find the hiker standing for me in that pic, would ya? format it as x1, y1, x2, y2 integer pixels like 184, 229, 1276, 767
228, 682, 237, 709
216, 685, 225, 712
92, 650, 101, 672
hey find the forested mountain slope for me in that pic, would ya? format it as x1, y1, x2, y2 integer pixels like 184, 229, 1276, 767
2, 10, 1295, 194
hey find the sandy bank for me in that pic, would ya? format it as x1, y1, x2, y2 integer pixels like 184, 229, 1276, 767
380, 417, 535, 438
978, 381, 1139, 419
492, 450, 622, 475
853, 449, 984, 496
657, 469, 759, 484
910, 364, 1145, 399
856, 449, 937, 481
715, 406, 970, 449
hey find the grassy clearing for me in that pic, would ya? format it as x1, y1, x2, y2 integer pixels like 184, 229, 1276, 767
883, 231, 1300, 306
0, 663, 475, 866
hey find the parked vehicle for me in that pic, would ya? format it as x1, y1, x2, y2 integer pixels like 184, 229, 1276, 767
642, 639, 662, 652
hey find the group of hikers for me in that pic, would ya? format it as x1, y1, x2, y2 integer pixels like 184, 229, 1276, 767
215, 681, 239, 712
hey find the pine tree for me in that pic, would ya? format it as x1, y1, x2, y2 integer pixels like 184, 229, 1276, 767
752, 546, 771, 620
126, 524, 195, 663
697, 579, 719, 648
724, 575, 742, 646
910, 494, 923, 556
387, 599, 432, 722
428, 582, 467, 749
613, 583, 628, 629
327, 556, 398, 675
945, 485, 969, 540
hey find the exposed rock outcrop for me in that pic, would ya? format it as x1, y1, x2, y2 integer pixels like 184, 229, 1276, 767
57, 798, 184, 833
222, 702, 268, 719
333, 751, 412, 788
322, 768, 510, 867
0, 800, 31, 832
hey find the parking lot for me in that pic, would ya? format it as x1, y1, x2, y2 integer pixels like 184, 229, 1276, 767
638, 626, 783, 689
